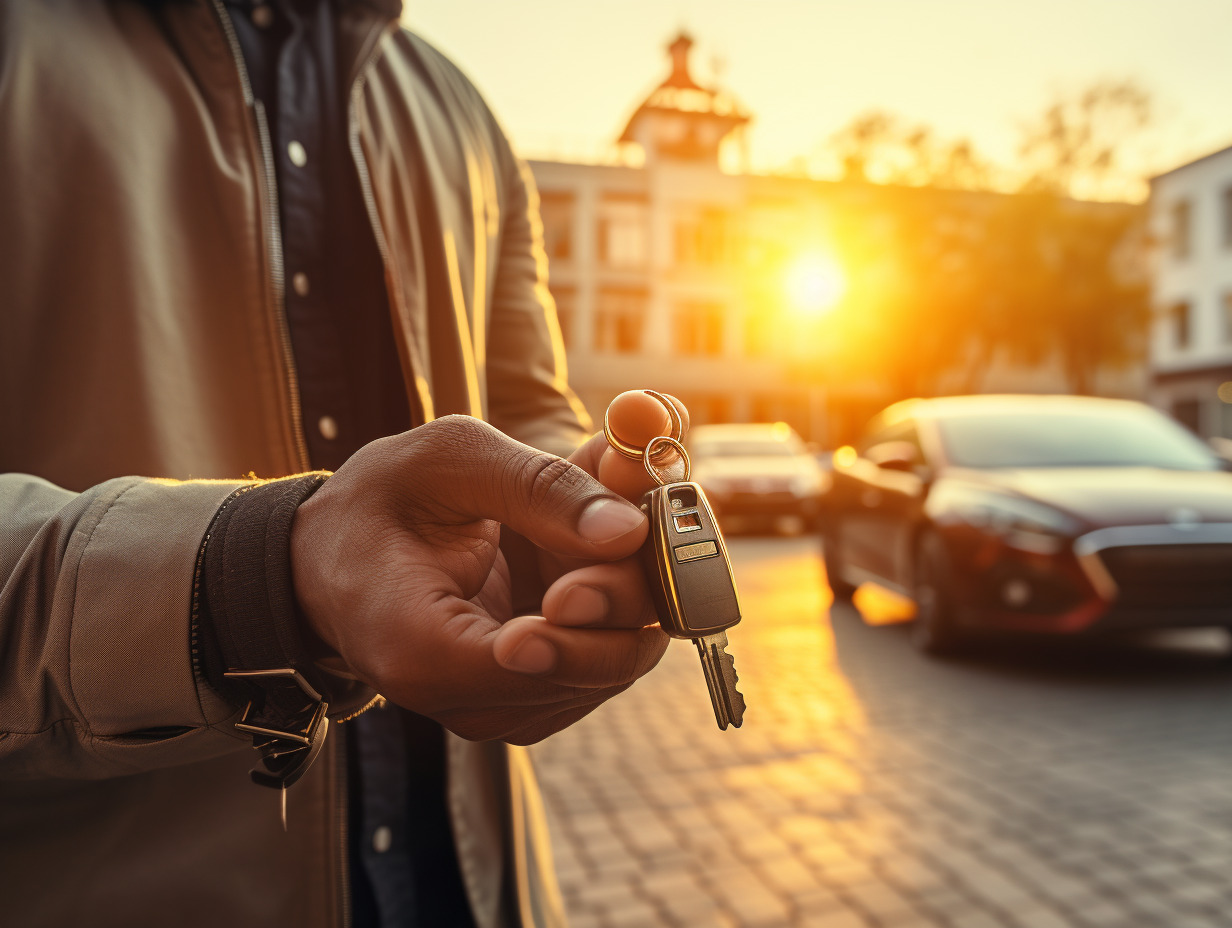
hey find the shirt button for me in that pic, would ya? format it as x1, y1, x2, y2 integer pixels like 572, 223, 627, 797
372, 826, 392, 854
251, 4, 273, 28
287, 140, 308, 167
291, 272, 310, 297
318, 416, 338, 440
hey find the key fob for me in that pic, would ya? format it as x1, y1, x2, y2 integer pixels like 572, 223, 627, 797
640, 481, 741, 639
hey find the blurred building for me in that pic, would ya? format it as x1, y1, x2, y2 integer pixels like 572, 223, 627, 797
532, 33, 1147, 445
1148, 144, 1232, 437
529, 32, 830, 438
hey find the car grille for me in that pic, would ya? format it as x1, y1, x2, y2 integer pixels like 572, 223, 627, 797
1098, 544, 1232, 609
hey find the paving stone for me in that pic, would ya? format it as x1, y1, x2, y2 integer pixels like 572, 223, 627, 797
841, 881, 915, 918
818, 860, 881, 888
573, 876, 639, 908
939, 910, 1007, 928
758, 853, 824, 897
530, 537, 1232, 928
1009, 908, 1074, 928
708, 871, 793, 928
602, 896, 663, 928
792, 886, 849, 916
880, 857, 948, 892
794, 908, 869, 928
560, 912, 605, 928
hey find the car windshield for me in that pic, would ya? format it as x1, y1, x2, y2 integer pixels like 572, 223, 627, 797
937, 408, 1220, 470
692, 440, 798, 458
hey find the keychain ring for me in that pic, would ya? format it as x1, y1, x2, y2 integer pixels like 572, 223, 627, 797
604, 390, 683, 464
644, 435, 691, 486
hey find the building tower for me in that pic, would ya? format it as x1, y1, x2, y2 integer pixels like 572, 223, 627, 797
618, 32, 749, 168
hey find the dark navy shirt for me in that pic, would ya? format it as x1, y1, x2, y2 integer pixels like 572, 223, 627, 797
225, 0, 411, 472
221, 3, 475, 926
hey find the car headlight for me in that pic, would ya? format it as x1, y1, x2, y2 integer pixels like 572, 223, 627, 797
956, 495, 1078, 554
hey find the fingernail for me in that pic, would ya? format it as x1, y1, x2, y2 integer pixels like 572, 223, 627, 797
578, 498, 644, 544
556, 585, 609, 626
501, 634, 557, 675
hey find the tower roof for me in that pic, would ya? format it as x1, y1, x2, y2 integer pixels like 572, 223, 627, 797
618, 31, 750, 157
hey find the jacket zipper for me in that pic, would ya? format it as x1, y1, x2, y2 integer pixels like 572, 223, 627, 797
209, 0, 311, 472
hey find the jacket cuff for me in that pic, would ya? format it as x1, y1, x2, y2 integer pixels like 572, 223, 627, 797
194, 475, 374, 721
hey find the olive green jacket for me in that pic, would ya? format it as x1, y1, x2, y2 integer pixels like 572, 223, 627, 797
0, 2, 587, 925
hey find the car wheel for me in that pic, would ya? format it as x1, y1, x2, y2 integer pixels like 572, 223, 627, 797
912, 532, 964, 656
822, 528, 857, 602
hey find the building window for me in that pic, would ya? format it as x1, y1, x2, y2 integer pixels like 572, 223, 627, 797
594, 287, 647, 353
673, 301, 725, 356
674, 208, 734, 266
1171, 199, 1191, 259
1171, 300, 1191, 349
744, 312, 771, 357
597, 195, 647, 268
1223, 186, 1232, 249
538, 192, 574, 261
670, 393, 732, 426
551, 286, 576, 349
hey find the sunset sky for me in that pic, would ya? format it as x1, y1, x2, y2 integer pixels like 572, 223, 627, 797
407, 0, 1232, 192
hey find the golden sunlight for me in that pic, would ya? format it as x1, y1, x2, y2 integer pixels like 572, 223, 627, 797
785, 253, 847, 318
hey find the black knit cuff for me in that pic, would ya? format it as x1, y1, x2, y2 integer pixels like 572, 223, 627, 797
194, 474, 337, 710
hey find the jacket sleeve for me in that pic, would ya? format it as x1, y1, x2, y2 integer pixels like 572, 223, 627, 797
483, 121, 593, 459
0, 472, 253, 780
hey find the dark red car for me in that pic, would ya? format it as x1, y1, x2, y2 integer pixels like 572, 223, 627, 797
821, 395, 1232, 653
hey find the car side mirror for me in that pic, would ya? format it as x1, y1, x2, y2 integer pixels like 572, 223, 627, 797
865, 440, 922, 473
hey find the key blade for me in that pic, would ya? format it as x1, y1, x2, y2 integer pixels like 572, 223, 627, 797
696, 631, 746, 730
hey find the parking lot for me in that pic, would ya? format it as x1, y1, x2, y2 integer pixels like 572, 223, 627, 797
532, 535, 1232, 928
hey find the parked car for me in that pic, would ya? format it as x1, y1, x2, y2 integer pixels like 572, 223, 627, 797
821, 394, 1232, 653
688, 423, 827, 532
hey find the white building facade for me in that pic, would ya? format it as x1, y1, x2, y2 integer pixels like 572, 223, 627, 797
1149, 144, 1232, 436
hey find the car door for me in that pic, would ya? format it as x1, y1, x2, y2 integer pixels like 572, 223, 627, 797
843, 421, 930, 588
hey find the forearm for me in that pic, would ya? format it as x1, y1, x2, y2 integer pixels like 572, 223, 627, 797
0, 473, 248, 779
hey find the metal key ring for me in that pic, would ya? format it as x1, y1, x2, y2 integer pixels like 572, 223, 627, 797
644, 435, 691, 486
603, 390, 683, 464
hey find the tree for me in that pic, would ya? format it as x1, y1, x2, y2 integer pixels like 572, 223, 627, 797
802, 84, 1152, 403
992, 195, 1149, 394
1017, 79, 1152, 201
820, 111, 993, 190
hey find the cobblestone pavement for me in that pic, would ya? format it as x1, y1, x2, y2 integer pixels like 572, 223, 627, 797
531, 535, 1232, 928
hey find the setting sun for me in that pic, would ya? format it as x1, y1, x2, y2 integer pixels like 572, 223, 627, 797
785, 253, 847, 318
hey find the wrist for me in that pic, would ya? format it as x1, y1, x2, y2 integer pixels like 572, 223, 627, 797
196, 473, 368, 711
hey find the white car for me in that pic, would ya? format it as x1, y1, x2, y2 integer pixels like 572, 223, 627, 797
687, 423, 827, 531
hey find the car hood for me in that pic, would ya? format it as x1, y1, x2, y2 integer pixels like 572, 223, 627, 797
693, 457, 818, 480
965, 467, 1232, 528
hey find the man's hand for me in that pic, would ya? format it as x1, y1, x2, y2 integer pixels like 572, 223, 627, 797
290, 414, 672, 745
531, 391, 690, 628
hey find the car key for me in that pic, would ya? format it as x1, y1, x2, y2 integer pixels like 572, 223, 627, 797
638, 440, 746, 729
604, 393, 747, 729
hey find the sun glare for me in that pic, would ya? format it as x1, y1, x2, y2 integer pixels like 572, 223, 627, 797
786, 253, 847, 318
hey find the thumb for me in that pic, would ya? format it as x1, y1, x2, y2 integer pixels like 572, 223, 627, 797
401, 415, 648, 559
